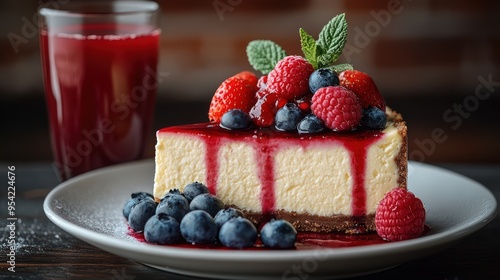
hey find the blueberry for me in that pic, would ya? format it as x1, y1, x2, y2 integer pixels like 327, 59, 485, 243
189, 193, 224, 217
214, 208, 245, 231
275, 103, 303, 132
156, 193, 189, 222
260, 219, 297, 249
360, 107, 387, 129
183, 182, 210, 203
309, 68, 339, 94
297, 114, 325, 134
144, 213, 181, 244
122, 192, 154, 219
128, 199, 157, 232
220, 109, 252, 130
218, 217, 257, 249
180, 210, 217, 244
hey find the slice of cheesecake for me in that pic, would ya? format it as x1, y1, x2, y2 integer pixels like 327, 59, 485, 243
153, 108, 407, 234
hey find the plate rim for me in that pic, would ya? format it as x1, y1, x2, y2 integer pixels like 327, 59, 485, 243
43, 160, 497, 264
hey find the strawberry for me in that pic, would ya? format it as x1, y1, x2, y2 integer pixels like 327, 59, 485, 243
233, 71, 258, 90
208, 76, 257, 123
338, 70, 386, 110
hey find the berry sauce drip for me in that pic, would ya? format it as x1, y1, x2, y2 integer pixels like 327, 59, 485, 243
160, 124, 383, 215
344, 139, 373, 217
205, 137, 220, 194
255, 143, 276, 213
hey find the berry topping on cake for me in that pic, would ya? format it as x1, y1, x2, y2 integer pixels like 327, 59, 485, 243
339, 70, 386, 110
209, 13, 391, 134
311, 86, 362, 131
260, 219, 297, 249
309, 68, 340, 94
218, 217, 258, 249
266, 56, 314, 100
275, 103, 303, 132
144, 213, 182, 245
361, 107, 387, 129
375, 188, 426, 241
208, 75, 257, 123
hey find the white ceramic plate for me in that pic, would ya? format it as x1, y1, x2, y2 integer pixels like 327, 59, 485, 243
44, 160, 497, 279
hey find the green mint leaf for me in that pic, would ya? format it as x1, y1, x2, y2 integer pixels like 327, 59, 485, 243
328, 63, 354, 73
299, 28, 318, 69
317, 13, 348, 66
246, 40, 286, 75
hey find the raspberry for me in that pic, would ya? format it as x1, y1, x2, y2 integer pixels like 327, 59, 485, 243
375, 188, 426, 241
310, 86, 362, 131
208, 76, 257, 123
267, 56, 314, 100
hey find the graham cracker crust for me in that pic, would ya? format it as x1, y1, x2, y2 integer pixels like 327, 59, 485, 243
239, 209, 376, 234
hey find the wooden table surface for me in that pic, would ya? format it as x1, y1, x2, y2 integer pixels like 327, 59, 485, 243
1, 162, 499, 280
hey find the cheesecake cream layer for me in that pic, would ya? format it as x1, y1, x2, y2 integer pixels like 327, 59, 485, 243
154, 110, 407, 228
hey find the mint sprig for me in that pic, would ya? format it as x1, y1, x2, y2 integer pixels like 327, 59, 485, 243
247, 14, 350, 74
300, 13, 348, 69
317, 13, 348, 66
299, 28, 318, 69
246, 40, 286, 75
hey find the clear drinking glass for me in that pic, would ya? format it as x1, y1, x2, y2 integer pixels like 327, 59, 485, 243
39, 1, 160, 180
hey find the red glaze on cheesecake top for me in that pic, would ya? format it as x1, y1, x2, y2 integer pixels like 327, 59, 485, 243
158, 123, 383, 217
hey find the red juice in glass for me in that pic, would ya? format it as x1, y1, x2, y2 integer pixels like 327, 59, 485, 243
40, 23, 160, 180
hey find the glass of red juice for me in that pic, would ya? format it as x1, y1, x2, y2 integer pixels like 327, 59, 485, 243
39, 1, 160, 180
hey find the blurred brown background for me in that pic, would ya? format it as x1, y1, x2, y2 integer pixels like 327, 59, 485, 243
1, 0, 499, 164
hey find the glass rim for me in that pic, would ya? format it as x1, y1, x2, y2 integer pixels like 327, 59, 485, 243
39, 1, 159, 18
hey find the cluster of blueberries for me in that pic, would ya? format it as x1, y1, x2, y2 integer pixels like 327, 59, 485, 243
123, 182, 297, 249
219, 68, 387, 133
